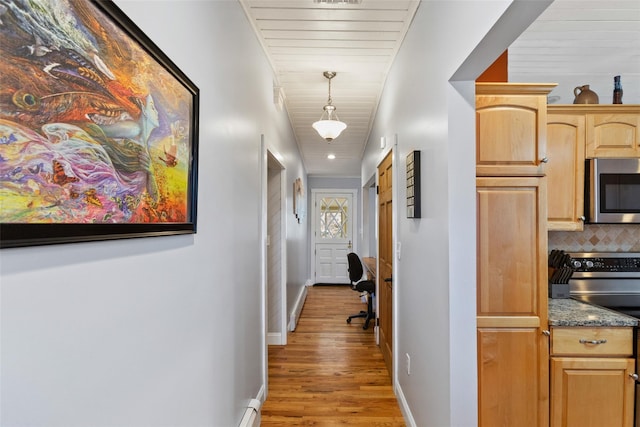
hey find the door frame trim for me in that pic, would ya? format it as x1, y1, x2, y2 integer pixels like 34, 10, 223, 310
261, 139, 289, 395
265, 150, 288, 346
310, 188, 359, 284
391, 139, 398, 391
391, 137, 399, 389
391, 139, 406, 391
376, 141, 399, 386
259, 136, 268, 396
362, 174, 378, 340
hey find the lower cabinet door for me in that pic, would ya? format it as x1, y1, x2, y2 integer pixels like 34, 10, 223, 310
550, 357, 635, 427
478, 327, 549, 427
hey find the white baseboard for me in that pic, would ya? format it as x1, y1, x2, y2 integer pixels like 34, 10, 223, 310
395, 382, 416, 427
288, 283, 310, 331
256, 384, 265, 402
267, 332, 284, 346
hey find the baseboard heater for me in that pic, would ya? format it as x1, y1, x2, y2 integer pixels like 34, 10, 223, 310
238, 398, 261, 427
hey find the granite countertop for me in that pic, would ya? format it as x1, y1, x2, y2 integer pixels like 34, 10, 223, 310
549, 298, 639, 327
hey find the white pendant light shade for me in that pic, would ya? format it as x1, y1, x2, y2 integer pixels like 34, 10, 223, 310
313, 119, 347, 142
312, 105, 347, 142
313, 71, 347, 142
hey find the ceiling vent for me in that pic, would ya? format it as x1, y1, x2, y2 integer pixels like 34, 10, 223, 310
314, 0, 362, 4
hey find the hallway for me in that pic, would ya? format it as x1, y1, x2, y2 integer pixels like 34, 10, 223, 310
262, 285, 406, 426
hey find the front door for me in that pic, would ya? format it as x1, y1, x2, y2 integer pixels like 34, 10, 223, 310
378, 152, 393, 376
313, 191, 355, 284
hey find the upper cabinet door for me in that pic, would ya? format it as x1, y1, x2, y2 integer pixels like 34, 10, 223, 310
476, 83, 557, 176
586, 112, 640, 158
546, 112, 586, 231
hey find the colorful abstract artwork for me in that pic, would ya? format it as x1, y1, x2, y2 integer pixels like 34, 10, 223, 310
0, 0, 199, 247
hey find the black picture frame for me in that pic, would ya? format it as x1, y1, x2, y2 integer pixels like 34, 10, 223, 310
0, 0, 199, 248
406, 150, 421, 218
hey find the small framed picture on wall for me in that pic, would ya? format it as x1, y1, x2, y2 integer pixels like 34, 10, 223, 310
406, 150, 421, 218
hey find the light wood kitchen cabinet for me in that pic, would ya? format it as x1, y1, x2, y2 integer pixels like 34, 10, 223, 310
542, 105, 640, 158
476, 83, 557, 176
550, 327, 635, 427
476, 84, 557, 427
546, 111, 586, 231
586, 111, 640, 158
478, 327, 548, 426
476, 176, 549, 427
546, 105, 640, 228
476, 83, 554, 427
477, 177, 548, 318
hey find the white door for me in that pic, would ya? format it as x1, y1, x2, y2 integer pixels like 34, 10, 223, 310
313, 191, 356, 284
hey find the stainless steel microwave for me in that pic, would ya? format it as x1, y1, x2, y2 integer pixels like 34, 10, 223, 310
588, 158, 640, 223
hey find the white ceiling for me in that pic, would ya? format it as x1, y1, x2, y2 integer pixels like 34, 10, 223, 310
240, 0, 640, 177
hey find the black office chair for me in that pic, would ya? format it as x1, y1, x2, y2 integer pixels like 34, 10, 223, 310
346, 252, 376, 330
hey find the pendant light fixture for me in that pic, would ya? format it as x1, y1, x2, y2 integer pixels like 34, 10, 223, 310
312, 71, 347, 142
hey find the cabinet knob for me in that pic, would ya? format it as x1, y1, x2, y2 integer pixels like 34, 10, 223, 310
540, 157, 549, 163
542, 330, 551, 336
630, 373, 639, 381
579, 216, 586, 221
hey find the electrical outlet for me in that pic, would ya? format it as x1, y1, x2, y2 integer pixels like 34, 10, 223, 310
405, 353, 411, 375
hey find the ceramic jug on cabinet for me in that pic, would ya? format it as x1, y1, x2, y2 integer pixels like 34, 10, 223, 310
573, 85, 599, 104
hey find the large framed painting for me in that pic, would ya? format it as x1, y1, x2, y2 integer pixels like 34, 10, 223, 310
0, 0, 199, 248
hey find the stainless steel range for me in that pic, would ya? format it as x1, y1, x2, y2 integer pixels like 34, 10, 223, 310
569, 252, 640, 427
569, 252, 640, 318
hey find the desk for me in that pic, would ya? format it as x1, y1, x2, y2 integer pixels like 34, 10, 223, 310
362, 257, 376, 281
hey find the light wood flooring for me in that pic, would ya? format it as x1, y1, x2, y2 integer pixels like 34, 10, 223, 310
261, 285, 406, 426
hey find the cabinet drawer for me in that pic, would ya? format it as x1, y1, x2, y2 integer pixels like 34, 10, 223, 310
551, 327, 633, 356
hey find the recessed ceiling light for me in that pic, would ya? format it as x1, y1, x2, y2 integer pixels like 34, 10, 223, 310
327, 154, 336, 160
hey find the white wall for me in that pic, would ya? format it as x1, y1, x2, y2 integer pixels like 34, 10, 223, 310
0, 1, 307, 426
526, 75, 640, 105
362, 1, 551, 425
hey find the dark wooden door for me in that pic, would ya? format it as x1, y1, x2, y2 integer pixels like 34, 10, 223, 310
378, 151, 393, 376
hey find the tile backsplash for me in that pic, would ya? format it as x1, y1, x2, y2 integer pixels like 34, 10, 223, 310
549, 224, 640, 253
